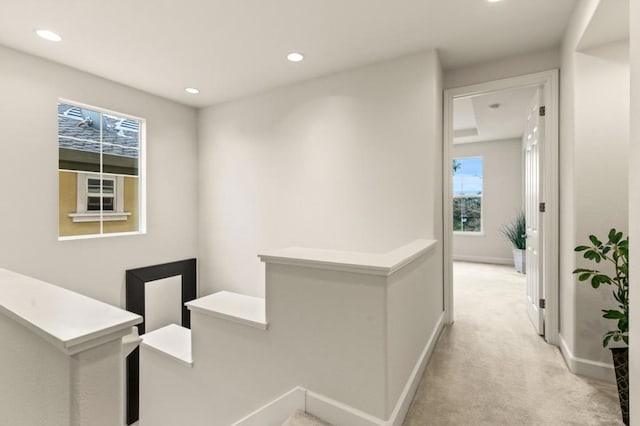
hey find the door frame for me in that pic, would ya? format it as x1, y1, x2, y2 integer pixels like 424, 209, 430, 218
443, 69, 559, 345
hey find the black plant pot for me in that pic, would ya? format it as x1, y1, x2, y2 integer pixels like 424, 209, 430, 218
611, 347, 629, 425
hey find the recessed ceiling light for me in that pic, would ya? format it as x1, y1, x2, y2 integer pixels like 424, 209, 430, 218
36, 29, 62, 42
287, 52, 304, 63
185, 87, 200, 94
487, 0, 502, 2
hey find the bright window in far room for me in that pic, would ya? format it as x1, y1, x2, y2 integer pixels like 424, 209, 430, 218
58, 100, 145, 239
452, 157, 483, 233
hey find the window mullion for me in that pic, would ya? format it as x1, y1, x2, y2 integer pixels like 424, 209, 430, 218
99, 112, 104, 234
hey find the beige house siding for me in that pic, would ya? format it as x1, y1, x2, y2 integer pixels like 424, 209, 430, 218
59, 171, 138, 237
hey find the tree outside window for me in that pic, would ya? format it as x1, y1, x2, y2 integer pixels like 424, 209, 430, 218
453, 157, 483, 233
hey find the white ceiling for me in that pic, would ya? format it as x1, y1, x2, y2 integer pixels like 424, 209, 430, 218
0, 0, 576, 107
453, 85, 537, 144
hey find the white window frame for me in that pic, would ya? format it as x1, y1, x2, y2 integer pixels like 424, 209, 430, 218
68, 173, 130, 223
58, 98, 146, 240
452, 156, 483, 234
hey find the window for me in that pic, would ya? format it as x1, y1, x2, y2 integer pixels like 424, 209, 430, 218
87, 177, 114, 211
453, 157, 483, 233
58, 100, 144, 238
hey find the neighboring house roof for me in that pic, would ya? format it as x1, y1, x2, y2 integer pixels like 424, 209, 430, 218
57, 103, 139, 159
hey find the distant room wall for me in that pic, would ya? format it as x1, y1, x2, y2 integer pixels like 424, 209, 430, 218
452, 138, 523, 264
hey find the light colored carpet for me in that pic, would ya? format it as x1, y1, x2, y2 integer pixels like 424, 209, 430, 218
403, 261, 623, 426
282, 410, 333, 426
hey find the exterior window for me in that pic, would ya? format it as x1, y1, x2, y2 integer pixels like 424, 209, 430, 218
58, 100, 144, 238
87, 178, 115, 211
453, 157, 483, 233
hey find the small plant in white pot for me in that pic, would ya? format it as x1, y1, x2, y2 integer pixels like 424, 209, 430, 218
501, 212, 526, 273
573, 229, 629, 425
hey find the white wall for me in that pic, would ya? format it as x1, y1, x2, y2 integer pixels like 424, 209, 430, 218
444, 47, 560, 89
573, 40, 629, 364
560, 0, 630, 372
386, 248, 443, 415
558, 0, 596, 363
198, 52, 443, 297
0, 45, 198, 307
452, 139, 523, 264
0, 314, 70, 425
140, 245, 442, 425
628, 0, 638, 421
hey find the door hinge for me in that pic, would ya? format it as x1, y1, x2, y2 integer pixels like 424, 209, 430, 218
539, 106, 546, 116
539, 299, 546, 309
539, 202, 546, 213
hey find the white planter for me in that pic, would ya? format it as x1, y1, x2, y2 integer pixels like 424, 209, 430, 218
512, 248, 526, 274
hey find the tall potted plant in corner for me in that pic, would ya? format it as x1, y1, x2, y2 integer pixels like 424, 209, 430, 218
573, 229, 629, 425
501, 212, 526, 273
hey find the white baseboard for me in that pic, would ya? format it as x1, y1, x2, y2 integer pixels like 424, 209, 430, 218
306, 391, 386, 426
233, 313, 446, 426
558, 334, 615, 383
232, 387, 306, 426
452, 255, 513, 265
387, 312, 445, 426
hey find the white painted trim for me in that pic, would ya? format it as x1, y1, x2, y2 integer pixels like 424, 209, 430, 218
443, 69, 560, 346
58, 230, 145, 241
140, 324, 193, 368
0, 268, 142, 355
259, 240, 437, 277
232, 387, 306, 426
444, 86, 455, 326
58, 97, 146, 122
233, 313, 446, 426
74, 155, 126, 215
186, 291, 268, 330
68, 212, 131, 223
453, 231, 485, 237
386, 312, 445, 426
558, 334, 614, 383
452, 255, 513, 265
306, 391, 386, 426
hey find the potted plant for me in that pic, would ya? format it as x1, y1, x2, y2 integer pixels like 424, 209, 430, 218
573, 229, 629, 425
501, 212, 526, 273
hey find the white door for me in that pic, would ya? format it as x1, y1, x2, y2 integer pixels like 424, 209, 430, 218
524, 88, 544, 335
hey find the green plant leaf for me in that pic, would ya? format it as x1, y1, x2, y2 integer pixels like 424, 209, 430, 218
618, 319, 628, 332
575, 230, 629, 347
602, 310, 625, 319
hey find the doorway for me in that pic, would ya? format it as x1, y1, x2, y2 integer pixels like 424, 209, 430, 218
442, 70, 559, 345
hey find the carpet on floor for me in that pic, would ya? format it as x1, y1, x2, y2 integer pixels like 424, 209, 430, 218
403, 261, 623, 426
